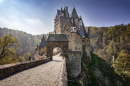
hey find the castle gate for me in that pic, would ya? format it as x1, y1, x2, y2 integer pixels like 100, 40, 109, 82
46, 34, 69, 60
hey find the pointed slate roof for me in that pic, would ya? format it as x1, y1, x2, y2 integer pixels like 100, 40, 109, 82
79, 16, 82, 20
71, 7, 78, 18
78, 22, 88, 37
39, 35, 46, 46
47, 34, 68, 42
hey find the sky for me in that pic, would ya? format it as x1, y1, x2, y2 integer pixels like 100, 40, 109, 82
0, 0, 130, 35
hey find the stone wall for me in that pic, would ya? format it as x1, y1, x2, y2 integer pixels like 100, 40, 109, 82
0, 58, 50, 79
47, 41, 69, 58
67, 51, 82, 77
55, 58, 68, 86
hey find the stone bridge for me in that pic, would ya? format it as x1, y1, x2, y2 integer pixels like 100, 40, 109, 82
0, 54, 67, 86
0, 34, 82, 86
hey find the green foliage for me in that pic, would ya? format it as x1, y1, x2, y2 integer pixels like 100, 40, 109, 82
87, 52, 99, 86
0, 34, 20, 62
0, 27, 43, 57
89, 24, 130, 62
68, 76, 82, 86
23, 52, 31, 61
88, 24, 130, 85
86, 52, 126, 86
115, 50, 130, 73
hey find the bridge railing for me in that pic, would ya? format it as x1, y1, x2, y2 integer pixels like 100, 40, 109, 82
54, 58, 68, 86
0, 58, 50, 79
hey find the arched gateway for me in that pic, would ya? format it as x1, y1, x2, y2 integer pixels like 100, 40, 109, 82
46, 34, 69, 60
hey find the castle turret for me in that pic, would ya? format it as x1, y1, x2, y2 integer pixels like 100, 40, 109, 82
61, 6, 62, 11
79, 16, 82, 28
65, 6, 69, 18
88, 27, 90, 39
39, 35, 46, 47
57, 10, 59, 16
71, 7, 78, 18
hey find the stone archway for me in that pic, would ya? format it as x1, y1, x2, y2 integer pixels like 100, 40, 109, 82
46, 34, 69, 60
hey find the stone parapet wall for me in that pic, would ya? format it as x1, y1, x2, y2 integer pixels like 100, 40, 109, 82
67, 51, 82, 77
0, 58, 50, 79
55, 58, 68, 86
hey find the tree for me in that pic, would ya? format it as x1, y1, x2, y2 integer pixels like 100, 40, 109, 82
115, 50, 130, 72
23, 52, 31, 61
0, 34, 20, 62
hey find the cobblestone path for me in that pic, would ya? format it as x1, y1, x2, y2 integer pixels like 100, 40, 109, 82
0, 54, 63, 86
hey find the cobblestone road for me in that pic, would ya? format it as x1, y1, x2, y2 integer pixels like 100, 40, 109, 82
0, 54, 63, 86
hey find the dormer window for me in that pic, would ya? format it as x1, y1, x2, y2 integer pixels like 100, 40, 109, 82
71, 27, 77, 32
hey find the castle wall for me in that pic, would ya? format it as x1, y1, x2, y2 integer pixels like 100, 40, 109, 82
67, 51, 81, 77
62, 20, 83, 53
74, 18, 79, 28
55, 17, 68, 34
60, 17, 68, 31
70, 33, 82, 52
85, 38, 91, 60
54, 18, 61, 34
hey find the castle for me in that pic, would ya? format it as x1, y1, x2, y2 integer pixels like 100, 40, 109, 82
34, 6, 91, 76
54, 6, 91, 59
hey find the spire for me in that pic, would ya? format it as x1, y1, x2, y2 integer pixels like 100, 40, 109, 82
61, 6, 62, 11
72, 7, 76, 13
39, 35, 46, 46
79, 16, 82, 20
71, 7, 78, 18
79, 20, 88, 37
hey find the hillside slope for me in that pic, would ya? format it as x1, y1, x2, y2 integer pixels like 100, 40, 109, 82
0, 27, 43, 56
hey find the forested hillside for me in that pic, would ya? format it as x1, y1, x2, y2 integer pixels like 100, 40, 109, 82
86, 24, 130, 85
0, 27, 44, 57
87, 24, 130, 62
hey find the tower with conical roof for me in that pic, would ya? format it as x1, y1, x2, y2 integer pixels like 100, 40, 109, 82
34, 35, 47, 60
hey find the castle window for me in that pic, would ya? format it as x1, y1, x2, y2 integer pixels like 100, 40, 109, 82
67, 29, 68, 31
71, 35, 72, 37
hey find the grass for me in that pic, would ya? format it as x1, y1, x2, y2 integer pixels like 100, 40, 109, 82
86, 52, 99, 86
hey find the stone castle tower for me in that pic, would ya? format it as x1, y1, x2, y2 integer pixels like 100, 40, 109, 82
54, 6, 91, 76
54, 6, 91, 59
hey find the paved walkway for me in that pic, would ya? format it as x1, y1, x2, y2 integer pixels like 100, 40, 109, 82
0, 54, 63, 86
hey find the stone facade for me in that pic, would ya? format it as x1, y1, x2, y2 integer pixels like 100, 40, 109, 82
54, 6, 91, 76
54, 6, 91, 59
47, 41, 69, 59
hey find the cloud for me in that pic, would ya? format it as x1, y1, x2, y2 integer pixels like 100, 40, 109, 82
0, 16, 50, 35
